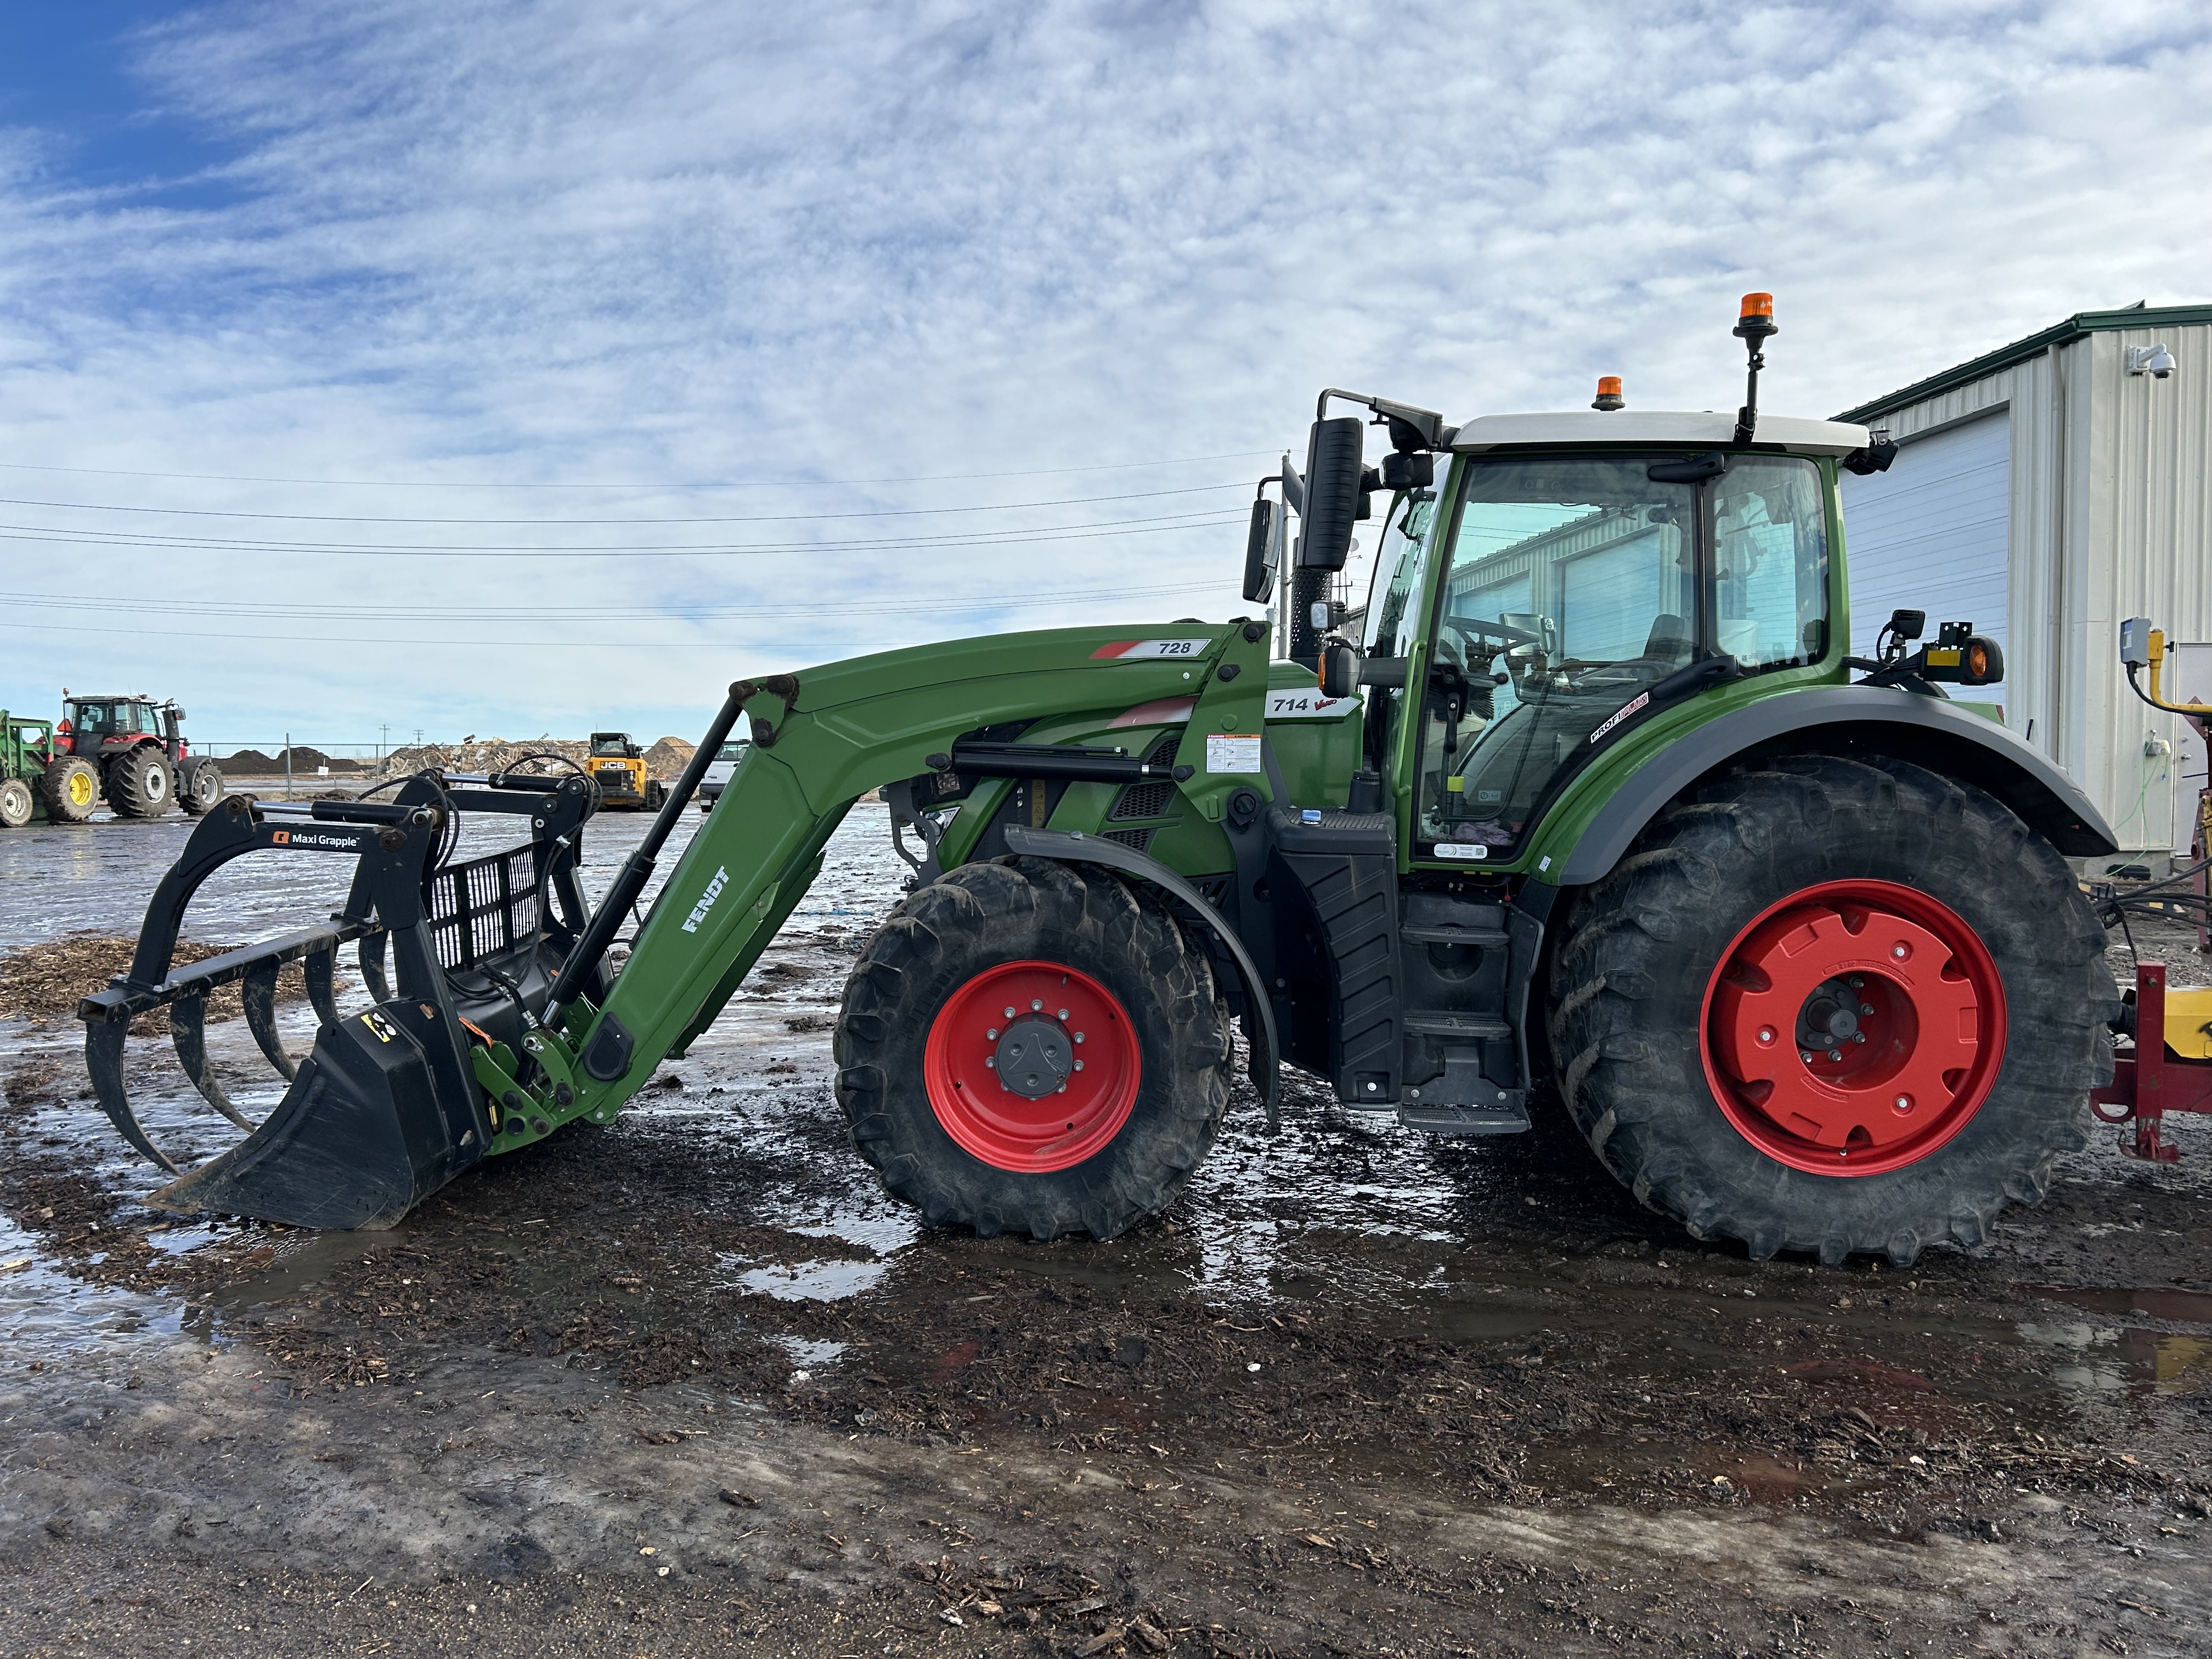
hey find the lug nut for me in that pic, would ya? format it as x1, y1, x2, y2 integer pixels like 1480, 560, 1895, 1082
1891, 942, 1910, 960
1031, 999, 1043, 1012
1073, 1059, 1084, 1071
1004, 1006, 1016, 1019
1073, 1032, 1085, 1043
1860, 1003, 1875, 1016
1854, 1032, 1867, 1044
1057, 1008, 1069, 1020
1848, 975, 1864, 988
1894, 1093, 1913, 1113
1800, 1051, 1815, 1064
1827, 1048, 1842, 1062
986, 1028, 998, 1040
985, 1057, 996, 1068
1756, 1026, 1776, 1045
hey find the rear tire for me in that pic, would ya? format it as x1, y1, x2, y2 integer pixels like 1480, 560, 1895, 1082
1547, 755, 2115, 1266
835, 856, 1231, 1240
108, 746, 173, 817
43, 757, 98, 823
179, 758, 224, 816
647, 780, 665, 810
0, 778, 31, 828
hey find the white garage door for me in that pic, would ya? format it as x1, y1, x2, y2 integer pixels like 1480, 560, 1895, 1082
1839, 411, 2010, 660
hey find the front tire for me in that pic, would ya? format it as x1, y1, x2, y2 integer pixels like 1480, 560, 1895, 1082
835, 856, 1231, 1240
1547, 755, 2115, 1265
108, 746, 172, 817
0, 778, 31, 828
43, 758, 98, 823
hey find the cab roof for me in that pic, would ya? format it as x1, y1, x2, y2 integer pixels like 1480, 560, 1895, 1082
1449, 410, 1870, 456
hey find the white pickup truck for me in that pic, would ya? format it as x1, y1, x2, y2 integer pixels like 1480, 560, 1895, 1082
697, 738, 750, 811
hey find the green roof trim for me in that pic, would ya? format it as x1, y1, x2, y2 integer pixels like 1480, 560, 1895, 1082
1834, 301, 2212, 425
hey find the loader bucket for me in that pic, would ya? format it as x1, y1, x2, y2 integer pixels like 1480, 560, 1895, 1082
76, 770, 602, 1230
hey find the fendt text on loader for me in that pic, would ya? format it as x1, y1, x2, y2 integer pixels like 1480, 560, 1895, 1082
81, 297, 2130, 1266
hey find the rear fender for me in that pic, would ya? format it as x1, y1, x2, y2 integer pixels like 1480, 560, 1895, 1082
1554, 686, 2117, 885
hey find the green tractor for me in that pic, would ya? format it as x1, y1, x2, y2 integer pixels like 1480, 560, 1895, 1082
0, 710, 58, 828
80, 296, 2116, 1265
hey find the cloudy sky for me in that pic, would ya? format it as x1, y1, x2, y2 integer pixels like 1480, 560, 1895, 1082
1, 1, 2207, 752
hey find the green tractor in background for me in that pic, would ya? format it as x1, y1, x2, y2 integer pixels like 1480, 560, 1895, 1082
82, 296, 2117, 1266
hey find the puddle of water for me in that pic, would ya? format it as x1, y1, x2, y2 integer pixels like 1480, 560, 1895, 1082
2023, 1284, 2212, 1324
2015, 1319, 2212, 1396
774, 1336, 848, 1369
735, 1256, 890, 1302
0, 1207, 188, 1365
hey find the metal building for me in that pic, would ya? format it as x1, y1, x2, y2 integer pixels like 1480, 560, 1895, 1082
1837, 302, 2212, 861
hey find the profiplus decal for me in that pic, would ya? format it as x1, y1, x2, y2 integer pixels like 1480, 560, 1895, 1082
682, 866, 731, 933
1587, 691, 1651, 746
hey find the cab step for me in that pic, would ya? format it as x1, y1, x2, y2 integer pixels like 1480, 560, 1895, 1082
1400, 1009, 1511, 1040
1398, 1096, 1531, 1136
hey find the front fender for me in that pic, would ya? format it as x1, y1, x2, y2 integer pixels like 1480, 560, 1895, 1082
1555, 685, 2117, 885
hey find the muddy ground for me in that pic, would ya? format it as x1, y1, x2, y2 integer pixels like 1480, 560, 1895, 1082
1, 811, 2209, 1657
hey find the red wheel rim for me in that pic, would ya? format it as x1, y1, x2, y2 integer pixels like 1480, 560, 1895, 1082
922, 960, 1141, 1172
1700, 879, 2007, 1176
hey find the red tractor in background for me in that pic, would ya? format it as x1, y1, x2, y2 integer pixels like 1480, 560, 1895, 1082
42, 692, 224, 822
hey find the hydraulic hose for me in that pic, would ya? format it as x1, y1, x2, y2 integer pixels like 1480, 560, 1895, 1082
546, 678, 782, 1011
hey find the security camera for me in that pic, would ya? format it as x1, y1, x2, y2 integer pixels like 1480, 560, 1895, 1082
2126, 344, 2176, 379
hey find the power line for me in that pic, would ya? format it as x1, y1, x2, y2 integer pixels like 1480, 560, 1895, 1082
0, 480, 1243, 525
0, 579, 1231, 624
0, 509, 1244, 558
0, 450, 1278, 492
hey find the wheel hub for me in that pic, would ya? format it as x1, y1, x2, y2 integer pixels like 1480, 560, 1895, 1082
1702, 880, 2006, 1176
993, 1013, 1073, 1099
923, 960, 1139, 1172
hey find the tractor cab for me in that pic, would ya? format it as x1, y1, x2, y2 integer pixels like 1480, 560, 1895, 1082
61, 694, 188, 762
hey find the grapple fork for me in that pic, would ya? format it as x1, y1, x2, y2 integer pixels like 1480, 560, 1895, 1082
76, 771, 599, 1228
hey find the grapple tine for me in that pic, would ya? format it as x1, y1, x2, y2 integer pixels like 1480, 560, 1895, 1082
85, 1017, 180, 1175
168, 995, 258, 1134
358, 929, 391, 1003
304, 946, 341, 1027
241, 960, 298, 1081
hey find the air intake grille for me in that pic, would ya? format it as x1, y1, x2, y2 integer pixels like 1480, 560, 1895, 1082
1109, 780, 1177, 821
1101, 827, 1155, 853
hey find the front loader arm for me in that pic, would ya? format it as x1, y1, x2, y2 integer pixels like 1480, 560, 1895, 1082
521, 622, 1266, 1138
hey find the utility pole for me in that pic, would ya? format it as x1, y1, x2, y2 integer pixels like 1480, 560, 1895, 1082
380, 722, 390, 774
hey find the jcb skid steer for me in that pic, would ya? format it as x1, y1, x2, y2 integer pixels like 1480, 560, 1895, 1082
81, 297, 2123, 1263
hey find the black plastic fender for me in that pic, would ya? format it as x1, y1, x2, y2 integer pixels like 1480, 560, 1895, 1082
1002, 825, 1278, 1123
1556, 684, 2118, 885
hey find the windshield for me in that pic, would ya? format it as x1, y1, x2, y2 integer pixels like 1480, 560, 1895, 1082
1416, 453, 1828, 859
590, 737, 628, 757
715, 741, 748, 762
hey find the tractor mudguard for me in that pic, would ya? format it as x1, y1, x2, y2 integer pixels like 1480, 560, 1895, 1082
1555, 685, 2117, 885
1002, 823, 1279, 1123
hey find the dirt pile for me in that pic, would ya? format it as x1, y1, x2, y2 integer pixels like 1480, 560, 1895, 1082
0, 934, 309, 1027
641, 736, 694, 779
216, 748, 363, 775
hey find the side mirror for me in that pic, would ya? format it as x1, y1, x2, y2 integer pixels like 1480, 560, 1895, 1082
1241, 496, 1284, 604
1380, 452, 1433, 490
1318, 639, 1362, 699
1295, 417, 1364, 572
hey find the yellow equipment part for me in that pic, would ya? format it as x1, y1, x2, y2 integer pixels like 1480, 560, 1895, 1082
590, 757, 647, 793
2164, 984, 2212, 1060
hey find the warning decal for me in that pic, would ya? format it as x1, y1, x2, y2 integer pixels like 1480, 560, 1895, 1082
1206, 734, 1262, 773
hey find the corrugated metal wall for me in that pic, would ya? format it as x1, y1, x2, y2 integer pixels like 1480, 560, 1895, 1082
1847, 323, 2212, 854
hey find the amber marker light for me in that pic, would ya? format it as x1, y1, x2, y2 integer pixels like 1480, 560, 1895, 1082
1592, 376, 1625, 412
